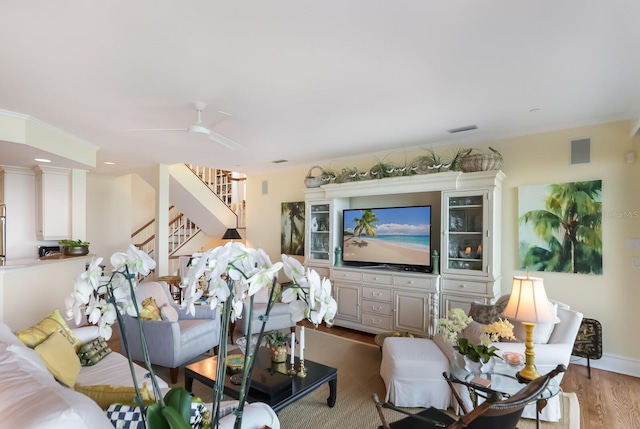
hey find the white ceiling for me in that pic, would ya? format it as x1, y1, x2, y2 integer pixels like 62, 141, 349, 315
1, 1, 639, 177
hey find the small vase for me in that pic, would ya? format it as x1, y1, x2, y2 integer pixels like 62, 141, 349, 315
463, 355, 483, 375
269, 345, 288, 363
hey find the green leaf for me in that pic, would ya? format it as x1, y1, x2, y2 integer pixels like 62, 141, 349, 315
146, 403, 170, 429
161, 406, 192, 429
163, 387, 192, 424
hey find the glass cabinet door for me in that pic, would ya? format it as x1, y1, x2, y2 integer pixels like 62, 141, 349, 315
307, 202, 332, 263
443, 191, 488, 275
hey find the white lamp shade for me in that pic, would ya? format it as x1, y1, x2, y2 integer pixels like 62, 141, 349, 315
502, 276, 560, 324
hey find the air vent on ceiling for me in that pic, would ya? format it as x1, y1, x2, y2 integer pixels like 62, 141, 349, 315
447, 125, 478, 134
272, 159, 288, 164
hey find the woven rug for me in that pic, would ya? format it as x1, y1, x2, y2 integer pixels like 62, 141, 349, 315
156, 329, 579, 429
274, 330, 580, 429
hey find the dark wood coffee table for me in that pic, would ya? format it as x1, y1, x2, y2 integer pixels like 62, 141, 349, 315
185, 347, 337, 413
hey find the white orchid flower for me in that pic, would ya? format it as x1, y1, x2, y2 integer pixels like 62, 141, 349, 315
182, 288, 204, 316
281, 254, 306, 283
288, 300, 309, 323
81, 257, 104, 291
230, 297, 244, 322
246, 262, 283, 297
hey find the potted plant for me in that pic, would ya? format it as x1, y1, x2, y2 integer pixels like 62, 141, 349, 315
265, 330, 290, 363
58, 239, 90, 256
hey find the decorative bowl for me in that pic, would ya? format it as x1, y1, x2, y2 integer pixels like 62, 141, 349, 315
502, 352, 525, 367
226, 354, 245, 373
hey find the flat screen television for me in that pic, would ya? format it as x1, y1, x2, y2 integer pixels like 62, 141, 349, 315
341, 205, 432, 272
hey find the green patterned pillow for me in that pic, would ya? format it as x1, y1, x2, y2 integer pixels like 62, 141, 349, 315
77, 336, 112, 366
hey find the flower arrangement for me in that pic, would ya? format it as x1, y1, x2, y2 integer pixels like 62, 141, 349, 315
66, 242, 338, 429
437, 308, 515, 364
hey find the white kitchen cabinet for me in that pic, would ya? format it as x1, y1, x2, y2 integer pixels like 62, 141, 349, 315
33, 166, 71, 241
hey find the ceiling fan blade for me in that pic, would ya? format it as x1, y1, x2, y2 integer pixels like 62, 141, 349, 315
127, 128, 189, 132
208, 131, 240, 150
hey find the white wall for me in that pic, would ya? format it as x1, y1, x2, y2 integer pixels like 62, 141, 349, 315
246, 120, 640, 374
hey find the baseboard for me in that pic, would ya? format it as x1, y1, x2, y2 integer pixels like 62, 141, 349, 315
569, 352, 640, 377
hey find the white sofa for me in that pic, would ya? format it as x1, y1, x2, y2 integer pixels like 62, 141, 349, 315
0, 320, 280, 429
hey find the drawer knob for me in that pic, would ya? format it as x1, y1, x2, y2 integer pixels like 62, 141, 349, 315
372, 292, 382, 298
459, 284, 466, 288
408, 280, 414, 284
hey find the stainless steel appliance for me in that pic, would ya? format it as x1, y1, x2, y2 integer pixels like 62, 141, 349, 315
0, 204, 5, 262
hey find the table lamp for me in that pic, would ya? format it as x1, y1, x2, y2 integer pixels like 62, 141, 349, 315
502, 274, 559, 382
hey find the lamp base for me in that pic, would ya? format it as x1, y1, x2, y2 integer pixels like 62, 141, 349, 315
516, 368, 539, 383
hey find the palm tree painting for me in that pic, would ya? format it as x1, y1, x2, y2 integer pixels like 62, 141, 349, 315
518, 180, 602, 274
281, 202, 305, 255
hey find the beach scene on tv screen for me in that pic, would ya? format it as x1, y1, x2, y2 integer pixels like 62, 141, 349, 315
342, 207, 431, 266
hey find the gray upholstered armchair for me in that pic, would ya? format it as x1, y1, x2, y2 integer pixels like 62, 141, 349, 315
118, 281, 220, 383
233, 284, 296, 342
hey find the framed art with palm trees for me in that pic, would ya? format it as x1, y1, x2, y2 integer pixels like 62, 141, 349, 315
518, 180, 602, 274
281, 201, 305, 255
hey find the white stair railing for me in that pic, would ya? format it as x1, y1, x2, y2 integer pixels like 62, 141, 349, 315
186, 165, 247, 228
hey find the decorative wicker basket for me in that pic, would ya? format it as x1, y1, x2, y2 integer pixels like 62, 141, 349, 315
304, 165, 326, 188
460, 147, 503, 172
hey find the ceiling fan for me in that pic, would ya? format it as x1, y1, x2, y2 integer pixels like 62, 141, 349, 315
128, 101, 240, 149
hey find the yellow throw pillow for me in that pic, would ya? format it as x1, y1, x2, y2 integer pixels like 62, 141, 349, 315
34, 330, 81, 387
17, 309, 82, 351
139, 297, 162, 320
74, 382, 153, 410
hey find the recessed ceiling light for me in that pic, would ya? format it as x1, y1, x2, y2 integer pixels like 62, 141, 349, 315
34, 158, 52, 163
272, 159, 288, 164
103, 161, 116, 165
447, 125, 478, 134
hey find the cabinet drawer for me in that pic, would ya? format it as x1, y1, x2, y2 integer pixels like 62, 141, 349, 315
362, 299, 393, 316
362, 272, 392, 285
362, 286, 392, 302
442, 279, 491, 294
361, 313, 393, 330
393, 275, 434, 289
332, 269, 362, 282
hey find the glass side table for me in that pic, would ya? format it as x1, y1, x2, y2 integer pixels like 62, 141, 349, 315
449, 361, 561, 429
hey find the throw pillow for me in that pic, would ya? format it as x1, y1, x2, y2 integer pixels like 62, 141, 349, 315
75, 382, 153, 410
139, 297, 162, 321
467, 301, 506, 324
160, 304, 179, 322
77, 336, 112, 366
105, 398, 210, 428
16, 309, 82, 351
506, 302, 559, 344
34, 330, 81, 387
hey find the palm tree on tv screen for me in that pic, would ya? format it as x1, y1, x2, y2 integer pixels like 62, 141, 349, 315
353, 209, 379, 239
520, 180, 602, 274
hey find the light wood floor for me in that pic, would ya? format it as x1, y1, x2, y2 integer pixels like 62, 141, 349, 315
301, 320, 640, 429
111, 320, 640, 429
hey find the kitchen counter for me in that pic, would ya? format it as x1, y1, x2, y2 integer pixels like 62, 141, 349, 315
0, 254, 94, 269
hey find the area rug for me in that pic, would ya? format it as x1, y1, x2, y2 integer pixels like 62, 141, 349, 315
274, 330, 580, 429
155, 329, 579, 429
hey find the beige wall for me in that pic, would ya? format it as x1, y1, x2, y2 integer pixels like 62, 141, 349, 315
246, 120, 640, 370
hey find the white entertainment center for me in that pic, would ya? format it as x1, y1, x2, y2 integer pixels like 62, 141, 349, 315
304, 170, 505, 337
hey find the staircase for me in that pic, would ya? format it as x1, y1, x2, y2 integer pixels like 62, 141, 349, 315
133, 165, 246, 275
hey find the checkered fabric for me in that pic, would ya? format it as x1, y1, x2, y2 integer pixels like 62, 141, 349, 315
105, 404, 144, 429
105, 401, 209, 429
